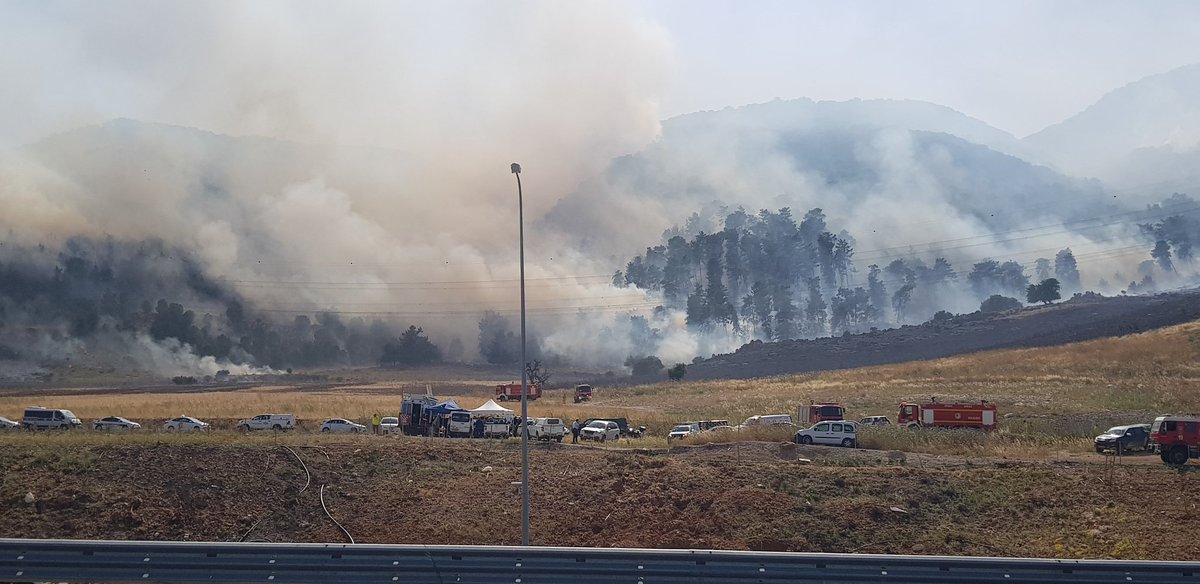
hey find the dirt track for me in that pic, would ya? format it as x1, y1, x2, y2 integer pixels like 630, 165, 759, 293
687, 290, 1200, 380
2, 437, 1198, 559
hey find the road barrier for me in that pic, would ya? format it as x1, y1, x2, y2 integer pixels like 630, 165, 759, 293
3, 538, 1199, 583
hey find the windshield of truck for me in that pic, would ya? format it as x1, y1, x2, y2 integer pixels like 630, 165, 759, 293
1104, 427, 1125, 435
544, 418, 561, 425
585, 421, 607, 429
671, 425, 692, 433
381, 417, 398, 424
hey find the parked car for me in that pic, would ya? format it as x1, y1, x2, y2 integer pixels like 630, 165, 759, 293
739, 414, 794, 429
528, 417, 566, 442
667, 423, 700, 442
379, 416, 400, 434
579, 420, 620, 442
859, 416, 891, 426
164, 416, 210, 432
0, 416, 19, 429
93, 416, 141, 430
794, 421, 858, 447
1094, 424, 1152, 453
581, 417, 646, 438
236, 413, 296, 431
320, 418, 366, 433
22, 407, 82, 430
705, 424, 735, 434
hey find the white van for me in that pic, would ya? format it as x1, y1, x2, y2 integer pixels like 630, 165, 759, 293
448, 411, 473, 437
22, 407, 82, 430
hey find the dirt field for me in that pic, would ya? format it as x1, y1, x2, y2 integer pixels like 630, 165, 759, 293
2, 435, 1197, 560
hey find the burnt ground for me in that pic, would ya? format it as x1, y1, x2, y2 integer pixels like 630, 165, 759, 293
686, 290, 1200, 380
2, 437, 1198, 560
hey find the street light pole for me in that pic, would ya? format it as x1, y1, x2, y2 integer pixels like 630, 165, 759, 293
511, 162, 530, 547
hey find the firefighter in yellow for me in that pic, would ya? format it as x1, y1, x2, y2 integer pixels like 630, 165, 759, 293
371, 412, 381, 435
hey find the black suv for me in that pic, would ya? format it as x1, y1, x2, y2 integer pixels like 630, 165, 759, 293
1094, 424, 1151, 454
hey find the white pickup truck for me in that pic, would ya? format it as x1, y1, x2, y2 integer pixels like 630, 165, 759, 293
236, 413, 296, 431
528, 417, 566, 442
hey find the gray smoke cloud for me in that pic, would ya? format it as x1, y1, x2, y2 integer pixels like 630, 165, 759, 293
0, 2, 1195, 374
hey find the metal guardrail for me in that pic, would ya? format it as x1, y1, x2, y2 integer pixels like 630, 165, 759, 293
2, 538, 1198, 583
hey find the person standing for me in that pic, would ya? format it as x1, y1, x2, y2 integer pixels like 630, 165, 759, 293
571, 419, 581, 444
371, 412, 381, 435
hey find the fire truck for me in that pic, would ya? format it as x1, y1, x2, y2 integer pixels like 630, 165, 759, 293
495, 382, 542, 401
574, 384, 593, 403
796, 402, 845, 425
898, 400, 998, 431
1151, 415, 1200, 465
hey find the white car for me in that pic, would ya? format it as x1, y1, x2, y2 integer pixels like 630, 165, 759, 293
320, 418, 366, 434
0, 416, 18, 429
93, 416, 141, 430
579, 420, 619, 442
667, 423, 699, 441
380, 416, 400, 434
164, 416, 210, 432
794, 421, 858, 448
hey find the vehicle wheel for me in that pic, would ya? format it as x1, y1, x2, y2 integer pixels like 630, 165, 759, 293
601, 434, 607, 443
841, 438, 854, 448
321, 427, 330, 433
1168, 446, 1189, 466
1161, 451, 1171, 464
1094, 446, 1105, 454
1116, 442, 1125, 456
800, 435, 813, 445
556, 436, 563, 442
166, 426, 176, 432
273, 424, 282, 431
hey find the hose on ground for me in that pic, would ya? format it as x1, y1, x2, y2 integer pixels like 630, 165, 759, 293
320, 484, 354, 544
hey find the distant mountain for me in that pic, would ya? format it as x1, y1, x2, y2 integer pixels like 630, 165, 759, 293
1026, 63, 1200, 192
543, 98, 1110, 260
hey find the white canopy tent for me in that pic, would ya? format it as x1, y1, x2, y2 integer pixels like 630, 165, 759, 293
469, 399, 514, 420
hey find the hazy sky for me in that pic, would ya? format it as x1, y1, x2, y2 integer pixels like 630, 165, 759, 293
3, 0, 1200, 144
635, 0, 1200, 136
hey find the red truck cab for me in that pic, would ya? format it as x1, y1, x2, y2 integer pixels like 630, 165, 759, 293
898, 400, 998, 431
574, 384, 593, 403
1151, 415, 1200, 465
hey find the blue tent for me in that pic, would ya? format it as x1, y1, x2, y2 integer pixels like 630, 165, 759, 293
425, 399, 464, 415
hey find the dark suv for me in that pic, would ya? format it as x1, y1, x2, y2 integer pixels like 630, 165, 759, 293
1094, 424, 1151, 454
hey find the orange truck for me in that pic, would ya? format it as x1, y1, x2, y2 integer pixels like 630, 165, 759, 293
495, 382, 542, 402
897, 400, 998, 431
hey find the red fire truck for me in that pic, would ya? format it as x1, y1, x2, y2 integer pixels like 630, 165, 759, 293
1151, 415, 1199, 465
495, 382, 542, 401
574, 384, 593, 403
898, 400, 998, 431
796, 402, 845, 425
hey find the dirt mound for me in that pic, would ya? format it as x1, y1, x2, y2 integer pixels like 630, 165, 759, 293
688, 290, 1200, 380
3, 437, 1199, 559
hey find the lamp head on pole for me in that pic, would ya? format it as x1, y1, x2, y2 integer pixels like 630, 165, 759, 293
510, 163, 522, 174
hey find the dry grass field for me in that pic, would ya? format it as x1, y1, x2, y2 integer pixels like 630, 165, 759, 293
3, 321, 1200, 558
2, 319, 1198, 457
